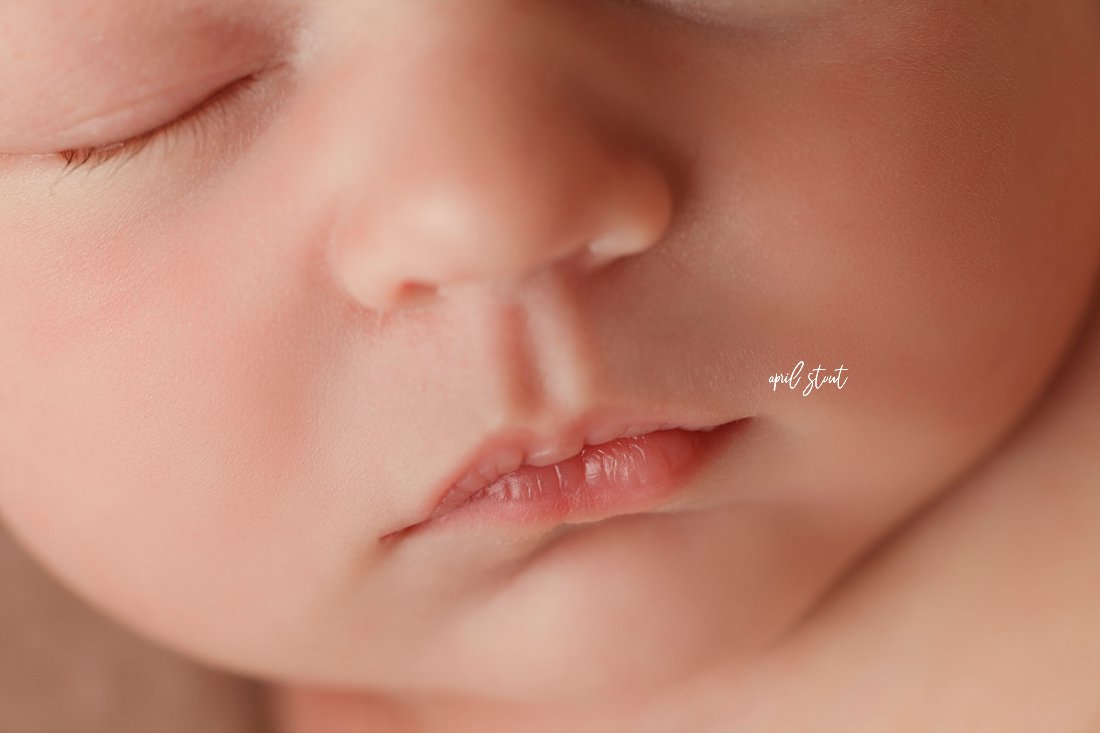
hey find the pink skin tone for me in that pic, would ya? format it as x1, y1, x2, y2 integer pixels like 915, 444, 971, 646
1, 0, 1099, 730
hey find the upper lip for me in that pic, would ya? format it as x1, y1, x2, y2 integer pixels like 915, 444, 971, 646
417, 410, 733, 526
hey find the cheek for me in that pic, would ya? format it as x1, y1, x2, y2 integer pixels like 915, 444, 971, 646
698, 1, 1097, 426
0, 153, 488, 679
0, 180, 325, 659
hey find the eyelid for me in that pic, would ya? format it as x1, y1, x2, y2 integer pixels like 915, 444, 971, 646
57, 71, 267, 172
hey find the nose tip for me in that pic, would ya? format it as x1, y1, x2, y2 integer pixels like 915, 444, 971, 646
311, 0, 677, 315
331, 144, 674, 312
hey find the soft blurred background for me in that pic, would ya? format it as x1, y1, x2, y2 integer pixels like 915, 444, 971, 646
0, 521, 272, 733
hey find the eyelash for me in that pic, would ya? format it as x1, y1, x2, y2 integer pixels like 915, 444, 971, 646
56, 72, 264, 172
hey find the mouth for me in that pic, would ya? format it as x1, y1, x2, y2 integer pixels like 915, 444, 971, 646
380, 415, 748, 542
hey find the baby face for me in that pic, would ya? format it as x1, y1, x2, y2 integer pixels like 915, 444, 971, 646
1, 0, 1098, 701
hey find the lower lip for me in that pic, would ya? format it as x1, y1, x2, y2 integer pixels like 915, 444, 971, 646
383, 421, 744, 540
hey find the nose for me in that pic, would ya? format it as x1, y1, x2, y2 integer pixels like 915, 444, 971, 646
312, 4, 675, 312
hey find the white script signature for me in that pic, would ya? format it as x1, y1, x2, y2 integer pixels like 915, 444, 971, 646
769, 361, 848, 397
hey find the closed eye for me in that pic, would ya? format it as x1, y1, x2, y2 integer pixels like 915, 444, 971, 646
57, 71, 267, 172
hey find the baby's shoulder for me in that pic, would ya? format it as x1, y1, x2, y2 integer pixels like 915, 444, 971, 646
725, 306, 1100, 731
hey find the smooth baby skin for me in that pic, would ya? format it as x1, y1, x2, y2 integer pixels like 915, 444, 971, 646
276, 284, 1100, 730
0, 0, 1098, 731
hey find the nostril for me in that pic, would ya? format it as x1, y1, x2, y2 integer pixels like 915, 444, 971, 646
391, 281, 438, 310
